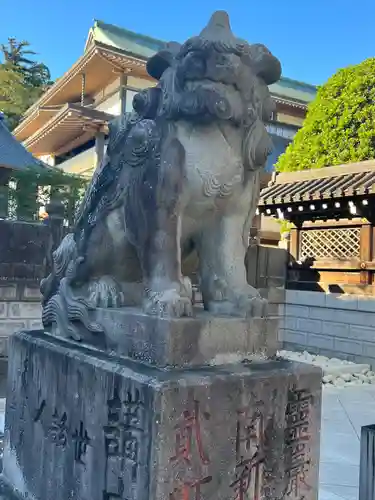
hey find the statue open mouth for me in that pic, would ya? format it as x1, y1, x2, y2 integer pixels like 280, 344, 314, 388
184, 78, 238, 92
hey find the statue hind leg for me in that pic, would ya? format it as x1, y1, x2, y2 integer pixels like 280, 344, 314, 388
72, 216, 130, 310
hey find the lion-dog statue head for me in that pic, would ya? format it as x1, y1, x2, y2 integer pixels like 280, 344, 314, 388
132, 11, 281, 173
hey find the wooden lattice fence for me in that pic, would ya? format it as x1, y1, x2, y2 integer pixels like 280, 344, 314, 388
288, 219, 375, 293
300, 226, 361, 260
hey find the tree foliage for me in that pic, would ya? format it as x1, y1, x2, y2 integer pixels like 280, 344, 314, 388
276, 58, 375, 172
0, 66, 29, 128
0, 38, 52, 130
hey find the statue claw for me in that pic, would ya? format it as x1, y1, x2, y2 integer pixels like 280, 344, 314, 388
144, 288, 193, 318
87, 276, 125, 308
243, 295, 268, 318
206, 280, 268, 318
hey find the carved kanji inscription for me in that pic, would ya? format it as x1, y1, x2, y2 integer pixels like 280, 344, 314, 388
169, 399, 212, 500
230, 403, 265, 500
103, 387, 145, 499
284, 387, 312, 499
33, 400, 91, 462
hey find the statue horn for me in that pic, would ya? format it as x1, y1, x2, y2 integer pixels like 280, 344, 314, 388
199, 10, 235, 41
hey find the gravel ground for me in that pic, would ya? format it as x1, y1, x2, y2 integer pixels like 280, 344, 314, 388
278, 349, 375, 388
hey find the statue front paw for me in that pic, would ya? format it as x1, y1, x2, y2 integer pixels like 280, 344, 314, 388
87, 276, 125, 308
205, 279, 268, 318
236, 291, 268, 318
144, 288, 193, 318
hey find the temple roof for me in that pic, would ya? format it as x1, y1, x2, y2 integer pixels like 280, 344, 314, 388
258, 160, 375, 221
269, 77, 316, 106
24, 104, 113, 156
14, 21, 316, 143
0, 114, 47, 171
86, 20, 316, 106
13, 44, 148, 142
85, 20, 164, 59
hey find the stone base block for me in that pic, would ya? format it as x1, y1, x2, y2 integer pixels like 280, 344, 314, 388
76, 307, 280, 367
3, 330, 321, 500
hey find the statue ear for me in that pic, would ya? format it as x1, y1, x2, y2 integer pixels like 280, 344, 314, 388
147, 42, 181, 80
247, 44, 282, 85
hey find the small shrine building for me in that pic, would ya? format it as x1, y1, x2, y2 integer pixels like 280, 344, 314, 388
258, 160, 375, 293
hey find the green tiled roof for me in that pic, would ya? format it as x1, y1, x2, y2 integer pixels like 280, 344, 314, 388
269, 77, 316, 104
88, 21, 316, 105
88, 20, 165, 59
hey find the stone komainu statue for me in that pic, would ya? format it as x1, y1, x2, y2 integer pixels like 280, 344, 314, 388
41, 11, 282, 339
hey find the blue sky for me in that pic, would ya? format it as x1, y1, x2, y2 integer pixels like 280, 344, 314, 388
2, 0, 375, 86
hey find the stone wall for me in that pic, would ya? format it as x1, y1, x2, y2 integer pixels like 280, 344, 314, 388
0, 283, 42, 356
0, 219, 50, 282
280, 289, 375, 368
0, 219, 48, 357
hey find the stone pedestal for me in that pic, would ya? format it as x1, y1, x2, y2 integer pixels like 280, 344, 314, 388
85, 307, 280, 366
2, 329, 321, 500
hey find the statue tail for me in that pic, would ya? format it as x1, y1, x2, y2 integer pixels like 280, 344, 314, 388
40, 233, 77, 305
41, 234, 103, 339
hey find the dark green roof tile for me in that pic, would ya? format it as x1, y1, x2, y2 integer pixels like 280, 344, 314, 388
0, 114, 47, 171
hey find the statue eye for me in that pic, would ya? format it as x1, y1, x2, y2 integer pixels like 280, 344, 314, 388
215, 53, 230, 67
185, 52, 206, 76
216, 54, 226, 64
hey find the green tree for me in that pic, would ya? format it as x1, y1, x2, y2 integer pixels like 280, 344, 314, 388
0, 38, 52, 130
276, 58, 375, 172
1, 38, 51, 87
0, 65, 29, 128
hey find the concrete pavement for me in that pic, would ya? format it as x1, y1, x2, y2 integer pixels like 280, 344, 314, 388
319, 385, 375, 500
